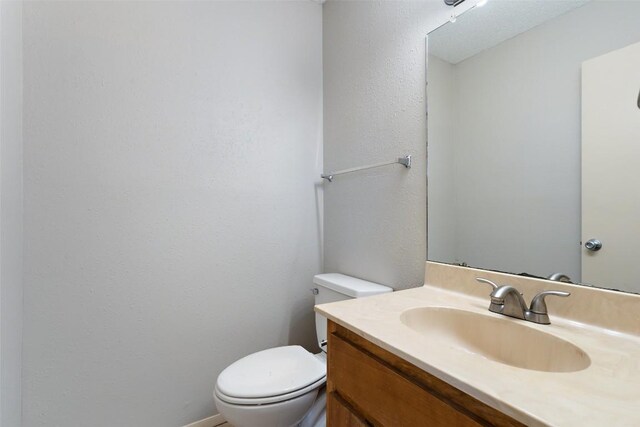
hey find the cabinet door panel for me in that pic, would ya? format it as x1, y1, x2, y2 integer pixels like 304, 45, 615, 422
327, 391, 370, 427
329, 331, 482, 427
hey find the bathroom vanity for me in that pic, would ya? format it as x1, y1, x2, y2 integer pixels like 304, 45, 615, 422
316, 262, 640, 426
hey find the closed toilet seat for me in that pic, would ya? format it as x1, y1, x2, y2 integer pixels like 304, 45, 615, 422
215, 375, 326, 405
214, 346, 326, 427
215, 345, 326, 405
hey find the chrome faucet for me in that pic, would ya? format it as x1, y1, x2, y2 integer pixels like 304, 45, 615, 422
476, 278, 570, 325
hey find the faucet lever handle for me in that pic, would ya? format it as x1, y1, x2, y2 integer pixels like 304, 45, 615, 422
475, 277, 499, 292
530, 290, 570, 314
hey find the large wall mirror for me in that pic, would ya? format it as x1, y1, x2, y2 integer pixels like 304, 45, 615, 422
427, 0, 640, 294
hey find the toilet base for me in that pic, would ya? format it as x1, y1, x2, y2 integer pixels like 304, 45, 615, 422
299, 387, 326, 427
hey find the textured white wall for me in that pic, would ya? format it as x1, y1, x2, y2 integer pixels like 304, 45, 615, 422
22, 2, 322, 426
1, 1, 24, 425
323, 1, 450, 290
428, 1, 640, 280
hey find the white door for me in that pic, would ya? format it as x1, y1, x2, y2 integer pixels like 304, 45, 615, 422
582, 40, 640, 293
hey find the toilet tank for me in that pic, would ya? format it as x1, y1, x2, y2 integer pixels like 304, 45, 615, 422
313, 273, 392, 352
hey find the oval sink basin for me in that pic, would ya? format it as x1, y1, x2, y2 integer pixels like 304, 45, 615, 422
400, 307, 590, 373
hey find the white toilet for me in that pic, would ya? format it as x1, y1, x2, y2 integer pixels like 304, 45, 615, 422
213, 273, 392, 427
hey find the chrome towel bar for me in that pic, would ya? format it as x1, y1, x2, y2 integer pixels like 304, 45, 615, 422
321, 155, 411, 182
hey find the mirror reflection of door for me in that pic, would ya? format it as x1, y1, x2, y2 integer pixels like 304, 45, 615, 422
581, 41, 640, 293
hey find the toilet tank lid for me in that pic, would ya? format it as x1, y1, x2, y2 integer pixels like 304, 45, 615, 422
313, 273, 392, 297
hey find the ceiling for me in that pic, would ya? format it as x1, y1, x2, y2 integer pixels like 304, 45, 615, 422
429, 0, 589, 64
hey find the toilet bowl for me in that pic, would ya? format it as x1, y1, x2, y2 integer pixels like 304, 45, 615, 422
214, 346, 326, 427
213, 274, 392, 427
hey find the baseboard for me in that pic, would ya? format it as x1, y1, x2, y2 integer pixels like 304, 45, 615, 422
182, 413, 227, 427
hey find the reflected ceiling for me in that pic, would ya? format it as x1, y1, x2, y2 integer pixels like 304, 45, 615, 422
430, 0, 589, 64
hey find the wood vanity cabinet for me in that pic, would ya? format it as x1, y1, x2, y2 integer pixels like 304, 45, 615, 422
326, 321, 525, 427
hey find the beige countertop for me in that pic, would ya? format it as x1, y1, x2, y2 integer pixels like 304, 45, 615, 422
315, 263, 640, 427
